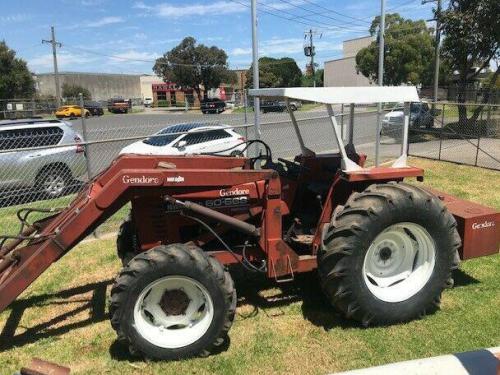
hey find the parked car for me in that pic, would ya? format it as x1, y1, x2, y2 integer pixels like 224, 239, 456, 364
201, 98, 226, 114
120, 123, 246, 156
84, 101, 104, 116
260, 100, 301, 113
143, 97, 153, 107
108, 97, 131, 114
0, 118, 87, 199
55, 105, 90, 119
382, 101, 434, 136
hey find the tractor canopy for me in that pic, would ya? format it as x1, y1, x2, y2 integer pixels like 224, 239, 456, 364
249, 86, 420, 172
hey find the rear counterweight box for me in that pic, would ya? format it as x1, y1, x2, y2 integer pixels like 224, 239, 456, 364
424, 188, 499, 260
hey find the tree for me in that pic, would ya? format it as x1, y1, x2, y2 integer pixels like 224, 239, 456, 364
0, 41, 35, 100
302, 69, 324, 87
355, 14, 437, 86
153, 37, 235, 101
437, 0, 499, 123
245, 57, 302, 88
62, 83, 91, 100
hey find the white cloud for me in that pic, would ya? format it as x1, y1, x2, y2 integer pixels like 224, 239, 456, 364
262, 38, 342, 56
0, 14, 32, 23
133, 1, 245, 18
232, 47, 252, 56
28, 52, 97, 72
86, 16, 124, 27
108, 50, 159, 64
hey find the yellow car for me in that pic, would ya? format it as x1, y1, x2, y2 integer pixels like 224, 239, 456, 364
55, 105, 90, 119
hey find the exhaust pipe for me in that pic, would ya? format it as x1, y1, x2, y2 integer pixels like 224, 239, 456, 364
166, 196, 260, 237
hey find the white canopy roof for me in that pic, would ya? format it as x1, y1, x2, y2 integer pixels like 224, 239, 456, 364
248, 86, 420, 104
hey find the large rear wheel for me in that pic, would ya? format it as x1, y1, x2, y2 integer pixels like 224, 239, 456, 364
318, 182, 461, 326
109, 244, 236, 360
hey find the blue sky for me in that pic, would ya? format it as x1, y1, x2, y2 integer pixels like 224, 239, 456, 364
2, 0, 436, 75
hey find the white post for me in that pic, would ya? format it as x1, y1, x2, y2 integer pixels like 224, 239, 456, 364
375, 0, 386, 166
251, 0, 261, 158
392, 102, 409, 168
326, 104, 362, 172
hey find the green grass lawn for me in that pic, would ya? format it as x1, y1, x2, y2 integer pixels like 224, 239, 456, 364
0, 158, 498, 374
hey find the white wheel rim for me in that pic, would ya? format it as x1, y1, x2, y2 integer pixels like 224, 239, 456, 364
363, 222, 436, 303
133, 276, 214, 349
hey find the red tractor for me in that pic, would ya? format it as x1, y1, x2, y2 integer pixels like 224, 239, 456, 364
0, 87, 498, 361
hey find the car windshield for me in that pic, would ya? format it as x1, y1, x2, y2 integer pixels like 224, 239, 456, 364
143, 123, 208, 146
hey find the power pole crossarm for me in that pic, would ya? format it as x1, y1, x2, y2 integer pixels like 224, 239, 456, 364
42, 26, 62, 108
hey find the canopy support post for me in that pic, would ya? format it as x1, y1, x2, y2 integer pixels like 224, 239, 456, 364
286, 99, 314, 156
348, 103, 355, 146
392, 102, 410, 168
326, 104, 362, 171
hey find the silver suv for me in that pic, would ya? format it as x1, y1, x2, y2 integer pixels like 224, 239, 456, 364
0, 118, 87, 200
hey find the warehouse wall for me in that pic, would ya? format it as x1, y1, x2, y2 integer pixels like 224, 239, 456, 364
35, 72, 142, 100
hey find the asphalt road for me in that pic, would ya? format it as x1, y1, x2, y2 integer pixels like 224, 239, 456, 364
68, 109, 499, 176
69, 109, 385, 177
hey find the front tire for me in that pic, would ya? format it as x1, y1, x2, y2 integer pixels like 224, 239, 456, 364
116, 213, 139, 266
318, 182, 460, 326
110, 244, 236, 360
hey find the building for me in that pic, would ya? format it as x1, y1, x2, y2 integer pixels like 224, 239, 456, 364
152, 81, 201, 107
35, 72, 142, 101
324, 36, 375, 87
139, 74, 162, 99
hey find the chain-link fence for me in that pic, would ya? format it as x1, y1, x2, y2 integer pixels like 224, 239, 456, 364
2, 96, 497, 238
408, 102, 500, 170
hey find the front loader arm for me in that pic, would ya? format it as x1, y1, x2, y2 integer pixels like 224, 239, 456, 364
0, 155, 274, 313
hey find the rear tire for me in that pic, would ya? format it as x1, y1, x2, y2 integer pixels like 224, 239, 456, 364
318, 182, 461, 326
109, 244, 236, 360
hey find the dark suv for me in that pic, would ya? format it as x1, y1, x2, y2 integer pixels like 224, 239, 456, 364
84, 101, 104, 116
201, 98, 226, 114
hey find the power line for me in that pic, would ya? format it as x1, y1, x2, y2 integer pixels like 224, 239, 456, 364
258, 1, 366, 31
298, 0, 372, 25
274, 0, 369, 28
227, 0, 366, 33
62, 43, 310, 69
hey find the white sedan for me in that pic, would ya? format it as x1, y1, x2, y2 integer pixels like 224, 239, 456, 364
120, 123, 247, 156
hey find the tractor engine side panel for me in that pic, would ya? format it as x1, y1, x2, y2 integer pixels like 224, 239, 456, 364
131, 181, 269, 252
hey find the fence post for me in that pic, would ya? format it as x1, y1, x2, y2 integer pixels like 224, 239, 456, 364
474, 107, 483, 166
438, 102, 445, 160
79, 93, 92, 180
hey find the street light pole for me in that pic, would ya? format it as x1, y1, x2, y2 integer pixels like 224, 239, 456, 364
251, 0, 261, 158
42, 26, 62, 109
423, 0, 442, 105
375, 0, 385, 166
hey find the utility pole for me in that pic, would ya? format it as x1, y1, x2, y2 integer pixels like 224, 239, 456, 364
251, 0, 261, 157
42, 26, 62, 108
304, 29, 321, 87
423, 0, 442, 105
375, 0, 386, 166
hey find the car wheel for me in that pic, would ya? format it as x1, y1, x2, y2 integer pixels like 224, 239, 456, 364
36, 165, 71, 199
85, 112, 90, 118
289, 104, 297, 111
